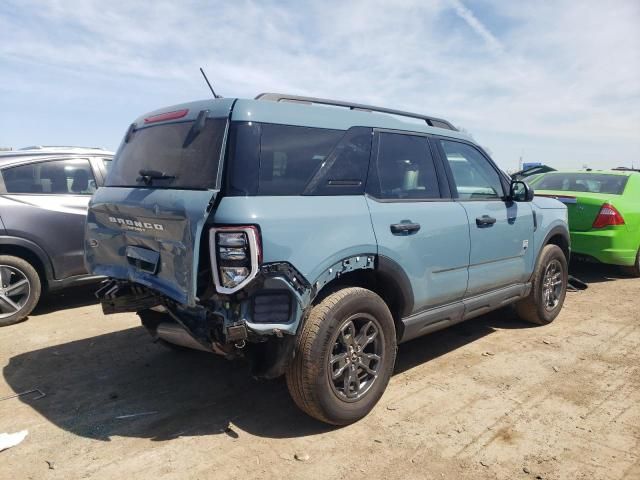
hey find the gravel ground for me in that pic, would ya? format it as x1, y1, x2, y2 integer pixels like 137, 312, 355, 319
0, 263, 638, 480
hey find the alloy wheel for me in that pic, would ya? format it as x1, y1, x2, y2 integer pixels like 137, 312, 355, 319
0, 265, 31, 319
542, 259, 563, 311
328, 313, 384, 402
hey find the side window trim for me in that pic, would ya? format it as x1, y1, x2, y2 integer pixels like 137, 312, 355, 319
433, 136, 507, 202
432, 137, 461, 198
0, 169, 6, 193
89, 157, 107, 186
365, 128, 447, 202
426, 135, 452, 199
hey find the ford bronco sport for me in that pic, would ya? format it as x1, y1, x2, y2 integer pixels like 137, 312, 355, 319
86, 94, 570, 425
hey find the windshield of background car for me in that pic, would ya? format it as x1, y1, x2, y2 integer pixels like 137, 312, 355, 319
105, 118, 227, 189
534, 172, 629, 195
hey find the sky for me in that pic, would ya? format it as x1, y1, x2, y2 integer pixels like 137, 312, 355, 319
0, 0, 638, 171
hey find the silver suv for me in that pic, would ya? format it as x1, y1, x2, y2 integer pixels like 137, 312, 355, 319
0, 146, 113, 326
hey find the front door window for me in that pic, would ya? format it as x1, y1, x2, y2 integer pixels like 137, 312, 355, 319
440, 140, 504, 200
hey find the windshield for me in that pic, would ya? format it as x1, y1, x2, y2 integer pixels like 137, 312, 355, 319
534, 172, 629, 195
106, 118, 227, 189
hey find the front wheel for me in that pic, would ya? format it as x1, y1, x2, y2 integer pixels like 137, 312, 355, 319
286, 287, 397, 425
0, 255, 42, 327
515, 244, 568, 325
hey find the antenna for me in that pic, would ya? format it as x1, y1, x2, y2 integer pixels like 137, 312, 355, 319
199, 67, 221, 99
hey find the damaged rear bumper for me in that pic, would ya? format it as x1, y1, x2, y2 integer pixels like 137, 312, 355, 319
94, 261, 312, 351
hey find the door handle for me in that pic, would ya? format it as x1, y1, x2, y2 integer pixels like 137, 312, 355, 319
476, 215, 497, 227
390, 221, 421, 235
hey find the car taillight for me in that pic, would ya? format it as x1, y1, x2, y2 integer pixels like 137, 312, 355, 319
209, 226, 261, 293
592, 203, 625, 229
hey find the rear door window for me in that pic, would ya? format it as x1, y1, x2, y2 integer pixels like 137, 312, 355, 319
106, 118, 227, 189
2, 159, 97, 195
368, 132, 440, 200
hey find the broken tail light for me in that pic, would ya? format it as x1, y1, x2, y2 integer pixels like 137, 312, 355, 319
592, 203, 625, 229
209, 226, 261, 293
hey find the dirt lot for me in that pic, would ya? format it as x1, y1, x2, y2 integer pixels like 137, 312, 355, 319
0, 264, 638, 480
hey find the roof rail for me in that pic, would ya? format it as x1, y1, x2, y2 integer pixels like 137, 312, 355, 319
255, 93, 457, 131
18, 145, 106, 151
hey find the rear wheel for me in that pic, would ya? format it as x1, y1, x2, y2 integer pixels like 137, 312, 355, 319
515, 245, 568, 325
285, 287, 396, 425
0, 255, 42, 327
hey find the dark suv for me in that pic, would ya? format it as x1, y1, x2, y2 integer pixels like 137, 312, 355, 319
0, 146, 113, 326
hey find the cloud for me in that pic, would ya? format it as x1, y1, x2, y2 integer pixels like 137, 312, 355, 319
0, 0, 638, 169
448, 0, 504, 53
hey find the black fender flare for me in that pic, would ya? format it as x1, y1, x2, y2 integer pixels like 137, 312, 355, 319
531, 225, 571, 280
376, 255, 414, 317
310, 254, 415, 319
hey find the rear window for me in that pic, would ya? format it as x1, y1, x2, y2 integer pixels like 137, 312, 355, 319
534, 173, 629, 195
106, 118, 227, 189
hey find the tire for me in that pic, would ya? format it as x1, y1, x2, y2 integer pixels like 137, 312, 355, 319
285, 287, 397, 425
0, 255, 42, 327
515, 244, 568, 325
626, 248, 640, 278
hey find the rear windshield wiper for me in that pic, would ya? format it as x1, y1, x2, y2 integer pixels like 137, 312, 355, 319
137, 169, 176, 185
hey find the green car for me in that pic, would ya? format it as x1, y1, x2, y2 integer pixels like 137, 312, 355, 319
531, 170, 640, 276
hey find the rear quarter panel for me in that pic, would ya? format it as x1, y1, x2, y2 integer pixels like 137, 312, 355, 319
213, 196, 377, 285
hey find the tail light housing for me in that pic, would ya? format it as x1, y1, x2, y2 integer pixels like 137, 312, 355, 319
592, 203, 625, 229
209, 226, 261, 294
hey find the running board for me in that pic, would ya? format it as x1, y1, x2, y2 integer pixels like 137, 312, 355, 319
399, 283, 531, 343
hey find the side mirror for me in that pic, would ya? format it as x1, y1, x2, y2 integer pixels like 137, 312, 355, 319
510, 180, 534, 202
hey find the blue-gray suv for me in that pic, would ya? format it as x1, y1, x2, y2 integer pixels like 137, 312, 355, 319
86, 94, 570, 424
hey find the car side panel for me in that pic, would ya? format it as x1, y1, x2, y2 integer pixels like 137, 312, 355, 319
366, 199, 470, 313
0, 194, 90, 279
213, 196, 378, 285
462, 201, 535, 296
